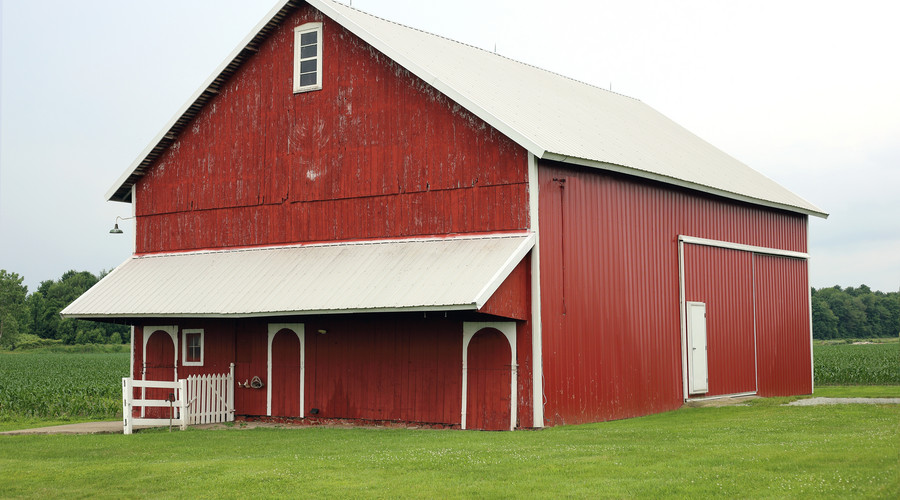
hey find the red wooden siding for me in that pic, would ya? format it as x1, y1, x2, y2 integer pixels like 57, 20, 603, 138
134, 4, 528, 254
479, 255, 531, 320
304, 315, 462, 424
755, 255, 813, 396
684, 244, 756, 397
538, 160, 809, 425
466, 328, 512, 430
134, 313, 533, 426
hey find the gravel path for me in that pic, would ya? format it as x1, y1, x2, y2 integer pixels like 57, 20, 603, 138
787, 397, 900, 406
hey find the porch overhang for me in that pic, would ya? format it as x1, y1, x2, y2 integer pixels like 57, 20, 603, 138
61, 233, 534, 320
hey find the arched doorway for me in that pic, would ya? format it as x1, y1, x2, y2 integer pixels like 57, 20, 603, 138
267, 324, 304, 417
463, 322, 516, 430
143, 326, 177, 419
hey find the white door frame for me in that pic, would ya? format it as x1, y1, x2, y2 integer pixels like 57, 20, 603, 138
267, 323, 305, 417
462, 321, 517, 430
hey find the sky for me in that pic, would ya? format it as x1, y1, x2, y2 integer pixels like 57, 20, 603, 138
1, 0, 899, 294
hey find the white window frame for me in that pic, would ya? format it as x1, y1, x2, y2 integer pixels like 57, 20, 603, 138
182, 329, 204, 366
293, 22, 323, 93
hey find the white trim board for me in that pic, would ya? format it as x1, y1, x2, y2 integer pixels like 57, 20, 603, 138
461, 322, 517, 431
678, 235, 809, 260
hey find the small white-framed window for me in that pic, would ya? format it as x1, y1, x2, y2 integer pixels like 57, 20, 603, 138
293, 22, 323, 93
182, 329, 204, 366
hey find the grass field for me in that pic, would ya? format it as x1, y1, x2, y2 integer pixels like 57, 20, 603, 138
0, 400, 897, 498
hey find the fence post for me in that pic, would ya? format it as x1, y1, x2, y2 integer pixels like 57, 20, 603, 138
228, 363, 235, 422
178, 379, 188, 431
122, 377, 133, 435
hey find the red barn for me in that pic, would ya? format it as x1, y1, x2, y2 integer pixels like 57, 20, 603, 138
63, 0, 827, 429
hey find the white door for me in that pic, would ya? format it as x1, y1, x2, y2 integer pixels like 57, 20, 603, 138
686, 302, 708, 394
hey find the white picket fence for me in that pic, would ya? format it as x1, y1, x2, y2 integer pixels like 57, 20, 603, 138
122, 364, 234, 434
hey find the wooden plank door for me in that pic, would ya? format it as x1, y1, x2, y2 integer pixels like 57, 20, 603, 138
270, 329, 303, 417
144, 329, 176, 418
466, 328, 512, 430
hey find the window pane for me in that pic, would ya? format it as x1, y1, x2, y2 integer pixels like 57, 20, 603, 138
300, 45, 317, 59
300, 31, 317, 45
300, 60, 317, 73
299, 72, 317, 87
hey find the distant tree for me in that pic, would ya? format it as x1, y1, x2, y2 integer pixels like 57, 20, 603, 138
811, 292, 839, 339
27, 270, 129, 344
0, 270, 32, 348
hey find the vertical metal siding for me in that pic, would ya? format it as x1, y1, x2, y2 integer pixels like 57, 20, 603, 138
684, 245, 756, 397
755, 254, 813, 396
538, 161, 808, 426
134, 4, 528, 254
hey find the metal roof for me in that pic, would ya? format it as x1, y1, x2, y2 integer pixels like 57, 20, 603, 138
106, 0, 826, 218
61, 233, 534, 319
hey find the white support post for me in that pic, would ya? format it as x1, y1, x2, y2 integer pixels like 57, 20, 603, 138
178, 379, 188, 431
122, 377, 133, 435
228, 363, 235, 422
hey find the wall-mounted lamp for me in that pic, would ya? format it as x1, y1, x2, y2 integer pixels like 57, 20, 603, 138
109, 215, 135, 234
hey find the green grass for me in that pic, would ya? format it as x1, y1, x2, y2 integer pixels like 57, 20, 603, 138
0, 403, 897, 498
0, 351, 129, 420
813, 343, 899, 385
812, 385, 900, 398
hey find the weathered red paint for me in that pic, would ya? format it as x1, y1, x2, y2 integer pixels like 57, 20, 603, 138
304, 315, 463, 424
538, 160, 810, 425
684, 244, 756, 397
466, 328, 512, 430
134, 4, 528, 254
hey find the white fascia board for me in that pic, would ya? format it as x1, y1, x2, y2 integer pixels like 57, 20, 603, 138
678, 235, 810, 260
308, 0, 548, 160
473, 233, 536, 309
105, 1, 295, 202
542, 153, 829, 219
61, 303, 478, 320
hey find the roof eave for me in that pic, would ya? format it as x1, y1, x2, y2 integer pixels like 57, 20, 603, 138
542, 153, 829, 219
105, 0, 300, 203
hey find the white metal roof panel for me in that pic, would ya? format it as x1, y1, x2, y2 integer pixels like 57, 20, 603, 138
61, 233, 534, 319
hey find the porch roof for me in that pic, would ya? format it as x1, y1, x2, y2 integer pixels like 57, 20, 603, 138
61, 233, 534, 319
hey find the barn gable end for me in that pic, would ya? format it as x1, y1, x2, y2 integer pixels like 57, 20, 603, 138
135, 2, 528, 255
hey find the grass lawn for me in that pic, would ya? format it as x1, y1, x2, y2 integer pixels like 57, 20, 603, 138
1, 401, 897, 498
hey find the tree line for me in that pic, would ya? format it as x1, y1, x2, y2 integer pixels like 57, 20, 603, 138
2, 267, 897, 348
0, 269, 129, 349
811, 285, 900, 339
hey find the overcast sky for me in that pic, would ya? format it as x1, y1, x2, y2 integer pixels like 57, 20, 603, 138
2, 0, 899, 293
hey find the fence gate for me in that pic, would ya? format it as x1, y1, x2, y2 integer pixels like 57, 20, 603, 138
123, 364, 234, 434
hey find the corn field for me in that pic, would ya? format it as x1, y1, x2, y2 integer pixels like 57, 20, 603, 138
0, 352, 128, 419
813, 343, 899, 385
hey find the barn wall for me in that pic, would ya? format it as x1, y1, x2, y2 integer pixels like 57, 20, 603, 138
537, 160, 809, 425
134, 3, 528, 254
134, 312, 534, 427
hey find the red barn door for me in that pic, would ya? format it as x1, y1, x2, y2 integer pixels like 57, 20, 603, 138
144, 328, 176, 419
270, 326, 303, 417
466, 327, 512, 430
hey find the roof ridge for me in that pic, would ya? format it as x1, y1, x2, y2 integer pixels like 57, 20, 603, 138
332, 0, 640, 102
